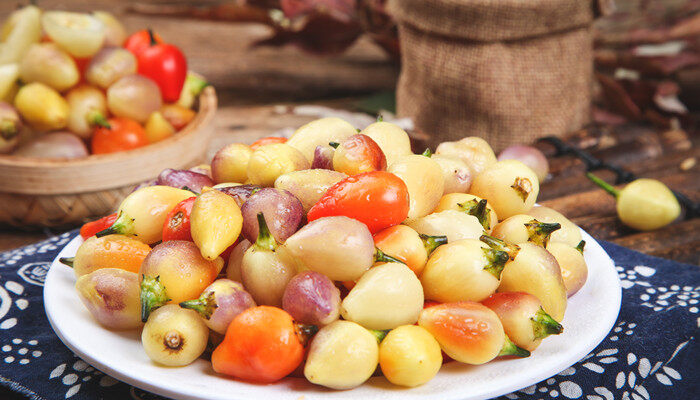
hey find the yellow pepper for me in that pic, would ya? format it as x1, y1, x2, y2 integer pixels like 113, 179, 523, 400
190, 189, 243, 260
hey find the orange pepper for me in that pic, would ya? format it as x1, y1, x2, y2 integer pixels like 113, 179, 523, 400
418, 302, 530, 365
61, 234, 151, 278
91, 117, 148, 154
211, 306, 305, 383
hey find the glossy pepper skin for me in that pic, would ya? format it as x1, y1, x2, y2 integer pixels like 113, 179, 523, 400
80, 213, 118, 239
307, 171, 410, 234
190, 189, 243, 260
123, 29, 164, 56
62, 234, 151, 278
331, 134, 387, 175
162, 196, 196, 242
136, 31, 187, 102
211, 306, 305, 383
91, 117, 148, 154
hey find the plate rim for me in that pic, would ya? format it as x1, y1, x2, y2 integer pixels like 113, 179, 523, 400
44, 230, 622, 400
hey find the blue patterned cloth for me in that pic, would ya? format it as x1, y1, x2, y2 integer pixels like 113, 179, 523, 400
0, 231, 697, 400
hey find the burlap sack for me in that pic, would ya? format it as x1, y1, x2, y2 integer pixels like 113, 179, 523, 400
389, 0, 606, 151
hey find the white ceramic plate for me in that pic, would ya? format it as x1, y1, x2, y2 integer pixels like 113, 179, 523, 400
45, 230, 621, 400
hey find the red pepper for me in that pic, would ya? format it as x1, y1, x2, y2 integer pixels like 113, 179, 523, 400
136, 30, 187, 102
79, 213, 118, 239
307, 171, 410, 234
91, 117, 149, 154
123, 29, 164, 56
73, 57, 90, 76
162, 196, 196, 242
423, 300, 441, 309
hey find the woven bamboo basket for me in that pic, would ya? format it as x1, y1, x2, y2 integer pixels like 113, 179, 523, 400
0, 85, 217, 229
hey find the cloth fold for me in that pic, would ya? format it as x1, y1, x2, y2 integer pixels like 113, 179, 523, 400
0, 232, 697, 400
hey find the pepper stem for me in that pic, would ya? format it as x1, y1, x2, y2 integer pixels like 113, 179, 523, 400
86, 110, 110, 129
328, 141, 340, 149
0, 119, 17, 140
524, 219, 561, 247
147, 28, 157, 46
575, 240, 586, 254
185, 74, 209, 96
421, 148, 432, 157
419, 234, 447, 255
95, 211, 135, 238
255, 212, 277, 251
586, 172, 620, 198
294, 322, 319, 347
499, 335, 531, 358
511, 177, 533, 202
374, 248, 405, 265
179, 291, 217, 319
370, 329, 390, 343
482, 248, 509, 279
181, 186, 198, 195
531, 307, 563, 339
140, 275, 170, 322
376, 114, 383, 122
458, 199, 492, 230
480, 234, 520, 260
59, 257, 74, 268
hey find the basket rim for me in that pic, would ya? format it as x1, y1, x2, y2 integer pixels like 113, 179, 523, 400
0, 84, 217, 195
0, 85, 217, 168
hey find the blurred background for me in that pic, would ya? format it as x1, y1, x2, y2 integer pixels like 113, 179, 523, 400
0, 0, 697, 263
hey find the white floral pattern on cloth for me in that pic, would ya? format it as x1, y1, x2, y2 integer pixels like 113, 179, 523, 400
0, 234, 698, 400
49, 356, 119, 399
639, 285, 700, 316
0, 278, 27, 331
2, 338, 42, 366
500, 257, 698, 400
17, 262, 51, 287
616, 265, 656, 290
503, 338, 690, 400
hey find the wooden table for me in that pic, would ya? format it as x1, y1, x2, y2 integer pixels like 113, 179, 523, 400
0, 1, 697, 266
